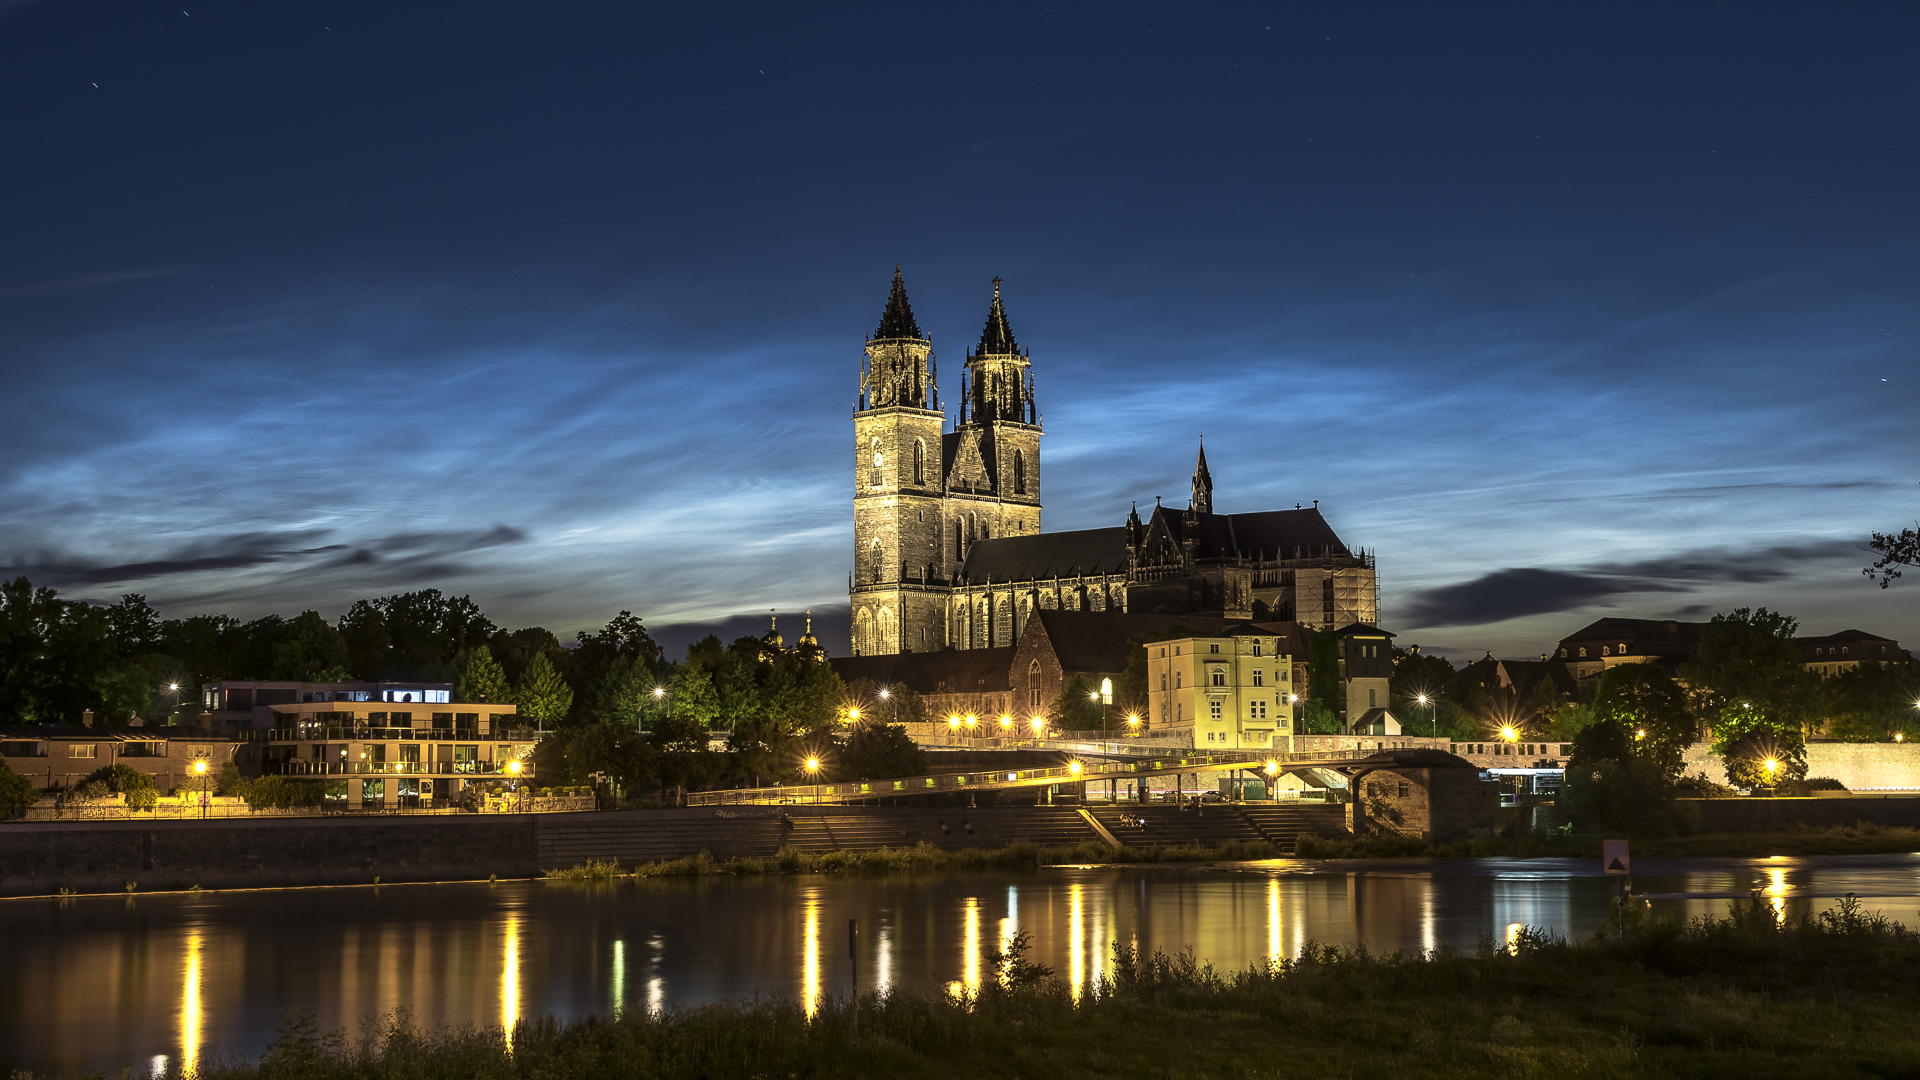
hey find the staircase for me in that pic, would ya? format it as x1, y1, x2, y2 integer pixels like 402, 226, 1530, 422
1088, 805, 1266, 848
1235, 803, 1347, 850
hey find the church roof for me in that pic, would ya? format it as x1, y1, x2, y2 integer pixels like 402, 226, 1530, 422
1151, 505, 1349, 560
959, 527, 1131, 582
830, 647, 1016, 695
975, 277, 1018, 355
874, 266, 925, 341
1026, 611, 1310, 674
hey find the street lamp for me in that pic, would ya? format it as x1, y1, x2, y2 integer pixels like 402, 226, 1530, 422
1030, 716, 1046, 740
1415, 693, 1436, 737
1763, 757, 1779, 784
1126, 713, 1140, 737
847, 707, 861, 723
193, 759, 209, 818
1499, 726, 1518, 743
999, 714, 1013, 732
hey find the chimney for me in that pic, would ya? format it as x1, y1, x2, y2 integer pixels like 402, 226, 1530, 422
82, 709, 94, 727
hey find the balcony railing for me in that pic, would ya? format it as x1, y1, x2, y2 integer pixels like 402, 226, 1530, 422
251, 725, 535, 743
259, 761, 534, 777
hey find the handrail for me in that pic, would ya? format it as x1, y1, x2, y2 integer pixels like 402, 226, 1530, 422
687, 747, 1387, 806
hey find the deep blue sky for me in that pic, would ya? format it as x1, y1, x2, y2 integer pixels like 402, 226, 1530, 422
3, 1, 1917, 661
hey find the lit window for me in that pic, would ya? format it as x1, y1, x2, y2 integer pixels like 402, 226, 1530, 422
1253, 671, 1264, 687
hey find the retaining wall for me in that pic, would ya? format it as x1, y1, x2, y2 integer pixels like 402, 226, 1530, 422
1681, 741, 1920, 790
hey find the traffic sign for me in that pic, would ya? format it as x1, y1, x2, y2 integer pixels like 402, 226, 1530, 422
1603, 839, 1630, 875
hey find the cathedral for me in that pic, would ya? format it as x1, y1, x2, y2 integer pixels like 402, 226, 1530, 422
849, 268, 1378, 657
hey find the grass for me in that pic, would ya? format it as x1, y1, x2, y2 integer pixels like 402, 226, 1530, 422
1295, 821, 1920, 860
81, 894, 1920, 1079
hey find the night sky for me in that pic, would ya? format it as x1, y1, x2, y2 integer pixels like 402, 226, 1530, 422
4, 2, 1917, 661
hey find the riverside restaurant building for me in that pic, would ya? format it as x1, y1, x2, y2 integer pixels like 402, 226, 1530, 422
239, 700, 537, 810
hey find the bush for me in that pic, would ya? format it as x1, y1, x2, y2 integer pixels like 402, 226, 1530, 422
90, 763, 155, 794
126, 787, 158, 812
239, 776, 327, 810
0, 758, 36, 820
77, 779, 112, 800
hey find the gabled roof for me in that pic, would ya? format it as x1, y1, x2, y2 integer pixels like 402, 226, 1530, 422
1797, 629, 1900, 646
1147, 505, 1349, 560
1557, 618, 1705, 649
0, 724, 232, 741
960, 527, 1131, 582
830, 647, 1017, 695
1026, 611, 1308, 674
873, 266, 925, 341
1333, 622, 1396, 639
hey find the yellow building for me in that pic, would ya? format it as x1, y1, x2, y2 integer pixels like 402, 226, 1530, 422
1144, 628, 1294, 751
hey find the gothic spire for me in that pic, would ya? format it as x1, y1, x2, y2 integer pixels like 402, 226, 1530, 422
874, 265, 924, 341
1191, 440, 1213, 514
975, 276, 1018, 356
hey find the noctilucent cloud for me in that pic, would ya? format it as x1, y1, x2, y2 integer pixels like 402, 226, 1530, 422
3, 2, 1916, 661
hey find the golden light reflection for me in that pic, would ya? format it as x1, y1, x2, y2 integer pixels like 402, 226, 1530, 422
1068, 884, 1085, 1001
803, 895, 822, 1018
1504, 922, 1525, 955
877, 924, 893, 993
1765, 865, 1791, 920
611, 940, 625, 1018
500, 910, 521, 1050
963, 897, 982, 992
1267, 878, 1281, 961
180, 927, 203, 1077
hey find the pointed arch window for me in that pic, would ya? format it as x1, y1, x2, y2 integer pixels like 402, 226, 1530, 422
869, 539, 884, 584
1029, 659, 1042, 708
913, 440, 925, 485
1014, 449, 1026, 495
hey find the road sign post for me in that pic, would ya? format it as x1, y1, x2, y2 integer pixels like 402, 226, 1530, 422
1603, 840, 1630, 936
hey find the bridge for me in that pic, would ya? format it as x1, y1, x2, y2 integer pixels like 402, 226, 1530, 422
687, 746, 1422, 807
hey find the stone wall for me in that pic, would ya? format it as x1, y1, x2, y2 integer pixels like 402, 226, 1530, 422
1349, 766, 1502, 840
1682, 741, 1920, 790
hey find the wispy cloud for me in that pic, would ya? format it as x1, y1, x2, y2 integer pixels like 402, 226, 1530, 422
1398, 541, 1852, 629
0, 269, 182, 303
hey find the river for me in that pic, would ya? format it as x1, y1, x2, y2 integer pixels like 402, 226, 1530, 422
4, 854, 1919, 1076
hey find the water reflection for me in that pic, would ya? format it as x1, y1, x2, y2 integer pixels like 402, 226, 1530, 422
801, 893, 821, 1018
500, 909, 520, 1048
180, 926, 203, 1076
7, 857, 1919, 1078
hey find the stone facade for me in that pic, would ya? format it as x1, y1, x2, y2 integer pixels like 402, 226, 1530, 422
1348, 764, 1502, 840
848, 269, 1378, 656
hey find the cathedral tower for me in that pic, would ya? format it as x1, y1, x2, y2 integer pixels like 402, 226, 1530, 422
945, 278, 1043, 567
851, 268, 948, 656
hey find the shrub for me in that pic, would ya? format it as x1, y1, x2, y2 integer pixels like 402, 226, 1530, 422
91, 763, 155, 794
126, 787, 158, 812
0, 758, 35, 820
240, 776, 327, 810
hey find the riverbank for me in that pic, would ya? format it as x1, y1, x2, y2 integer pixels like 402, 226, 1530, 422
542, 839, 1288, 879
1297, 822, 1920, 859
89, 896, 1920, 1079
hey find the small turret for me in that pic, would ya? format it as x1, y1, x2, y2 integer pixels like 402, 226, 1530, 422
1190, 440, 1213, 515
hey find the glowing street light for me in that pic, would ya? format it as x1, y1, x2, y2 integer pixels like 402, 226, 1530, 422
878, 688, 890, 699
507, 760, 522, 774
193, 759, 209, 818
1263, 760, 1279, 776
1030, 717, 1046, 735
805, 756, 821, 776
999, 714, 1013, 730
1068, 760, 1082, 776
1499, 726, 1518, 743
846, 707, 861, 722
1763, 757, 1779, 780
653, 687, 665, 699
964, 714, 977, 731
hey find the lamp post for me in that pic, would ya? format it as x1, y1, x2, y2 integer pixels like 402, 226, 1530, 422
804, 756, 821, 803
1126, 713, 1141, 738
193, 759, 209, 818
1415, 693, 1435, 738
1089, 689, 1103, 733
1029, 716, 1046, 745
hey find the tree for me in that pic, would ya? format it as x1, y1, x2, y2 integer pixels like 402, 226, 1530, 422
0, 758, 35, 820
1589, 663, 1695, 758
453, 646, 513, 705
1825, 660, 1920, 741
271, 611, 351, 681
514, 652, 574, 724
591, 653, 657, 727
336, 600, 391, 678
1307, 630, 1344, 731
1680, 608, 1819, 783
1560, 719, 1696, 836
837, 720, 927, 780
103, 594, 162, 657
1052, 674, 1105, 730
1864, 520, 1919, 588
